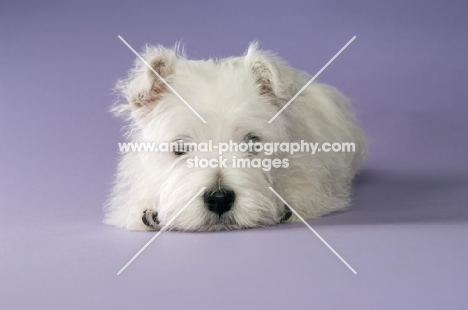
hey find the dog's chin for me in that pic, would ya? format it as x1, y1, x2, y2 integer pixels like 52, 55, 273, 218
165, 218, 279, 232
167, 223, 276, 232
160, 207, 291, 232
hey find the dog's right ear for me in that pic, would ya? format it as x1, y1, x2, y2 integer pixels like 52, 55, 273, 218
244, 42, 296, 104
114, 45, 178, 115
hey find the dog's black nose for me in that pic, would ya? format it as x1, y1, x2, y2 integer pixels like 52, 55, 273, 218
204, 189, 235, 216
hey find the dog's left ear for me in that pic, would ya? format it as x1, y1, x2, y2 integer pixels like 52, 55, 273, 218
245, 42, 295, 101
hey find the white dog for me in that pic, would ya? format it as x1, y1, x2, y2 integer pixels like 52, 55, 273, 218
104, 42, 366, 231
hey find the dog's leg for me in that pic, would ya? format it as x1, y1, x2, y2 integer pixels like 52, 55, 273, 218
142, 209, 160, 229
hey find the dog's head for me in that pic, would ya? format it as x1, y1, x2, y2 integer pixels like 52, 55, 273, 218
114, 43, 299, 231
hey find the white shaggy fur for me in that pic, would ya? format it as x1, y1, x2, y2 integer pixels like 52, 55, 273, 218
104, 42, 366, 231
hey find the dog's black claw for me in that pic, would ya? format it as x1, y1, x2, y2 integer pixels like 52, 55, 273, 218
142, 211, 151, 227
142, 209, 159, 227
152, 212, 160, 224
281, 205, 292, 222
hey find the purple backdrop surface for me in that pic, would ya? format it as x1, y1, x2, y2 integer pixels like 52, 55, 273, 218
1, 1, 467, 309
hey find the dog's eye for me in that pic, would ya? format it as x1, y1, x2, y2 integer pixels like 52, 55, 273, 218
173, 139, 189, 156
244, 134, 261, 143
243, 134, 261, 155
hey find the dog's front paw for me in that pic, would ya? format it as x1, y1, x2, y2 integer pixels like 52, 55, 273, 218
142, 209, 160, 229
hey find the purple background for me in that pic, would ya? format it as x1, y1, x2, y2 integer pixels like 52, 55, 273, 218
1, 0, 468, 309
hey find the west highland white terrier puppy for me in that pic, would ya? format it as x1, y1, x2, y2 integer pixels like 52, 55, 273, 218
104, 42, 366, 231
